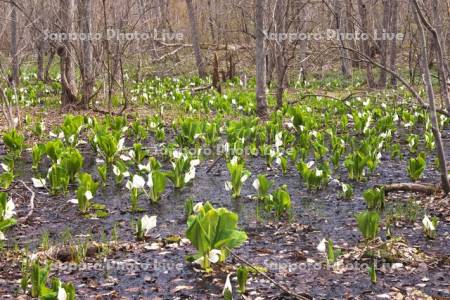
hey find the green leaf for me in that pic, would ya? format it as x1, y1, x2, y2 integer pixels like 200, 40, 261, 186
237, 266, 249, 294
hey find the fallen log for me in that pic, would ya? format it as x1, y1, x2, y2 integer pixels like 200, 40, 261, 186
382, 183, 440, 195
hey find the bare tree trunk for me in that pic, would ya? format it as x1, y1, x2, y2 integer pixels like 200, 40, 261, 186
207, 0, 216, 43
274, 0, 288, 108
58, 0, 77, 107
256, 0, 268, 117
412, 2, 450, 194
431, 0, 450, 111
345, 0, 359, 68
357, 0, 376, 88
37, 41, 44, 82
389, 0, 399, 87
10, 5, 19, 86
186, 0, 206, 78
44, 48, 55, 83
334, 0, 352, 79
80, 0, 94, 109
378, 0, 391, 88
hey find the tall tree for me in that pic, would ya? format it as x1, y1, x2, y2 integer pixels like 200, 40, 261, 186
378, 0, 391, 88
357, 0, 376, 88
10, 4, 19, 86
431, 0, 450, 111
80, 0, 94, 109
388, 0, 399, 87
333, 0, 352, 79
412, 0, 450, 193
186, 0, 206, 78
255, 0, 268, 117
274, 0, 289, 108
58, 0, 78, 107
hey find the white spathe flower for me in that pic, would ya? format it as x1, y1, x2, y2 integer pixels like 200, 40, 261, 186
342, 184, 348, 193
230, 156, 239, 166
252, 178, 260, 191
172, 149, 182, 159
4, 199, 15, 220
194, 249, 222, 266
125, 180, 132, 190
118, 138, 125, 151
306, 161, 315, 168
1, 163, 10, 172
222, 273, 233, 296
240, 173, 249, 183
193, 202, 203, 213
184, 167, 196, 184
138, 162, 151, 172
315, 169, 323, 177
57, 286, 67, 300
422, 215, 435, 231
224, 181, 232, 191
275, 156, 282, 165
0, 231, 5, 240
147, 173, 154, 188
317, 239, 327, 253
141, 215, 157, 236
132, 175, 146, 189
269, 149, 276, 158
120, 154, 131, 161
84, 191, 93, 201
31, 178, 46, 188
67, 199, 78, 204
275, 132, 283, 149
190, 159, 200, 167
393, 113, 399, 122
113, 165, 121, 176
224, 142, 229, 153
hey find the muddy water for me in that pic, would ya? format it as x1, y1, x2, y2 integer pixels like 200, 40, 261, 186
2, 131, 450, 298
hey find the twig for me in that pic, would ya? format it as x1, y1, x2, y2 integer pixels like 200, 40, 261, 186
17, 180, 35, 222
331, 45, 450, 118
225, 247, 311, 300
288, 92, 363, 105
206, 154, 224, 174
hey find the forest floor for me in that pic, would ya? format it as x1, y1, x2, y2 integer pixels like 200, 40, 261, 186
0, 88, 449, 299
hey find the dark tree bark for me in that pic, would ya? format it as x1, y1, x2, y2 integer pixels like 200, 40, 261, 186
36, 40, 44, 82
345, 0, 359, 68
256, 0, 268, 117
58, 0, 78, 107
412, 1, 450, 194
80, 0, 94, 109
274, 0, 287, 108
388, 0, 399, 87
334, 0, 352, 79
186, 0, 206, 78
431, 0, 450, 110
10, 5, 20, 86
378, 0, 391, 88
357, 0, 376, 88
44, 48, 55, 83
